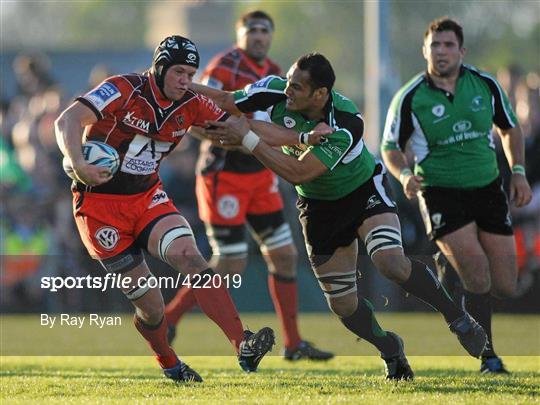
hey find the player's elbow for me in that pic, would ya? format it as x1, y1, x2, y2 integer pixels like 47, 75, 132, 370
54, 111, 68, 132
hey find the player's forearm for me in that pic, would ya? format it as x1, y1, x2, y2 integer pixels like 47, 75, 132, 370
252, 142, 311, 185
249, 120, 301, 146
190, 83, 241, 114
381, 149, 411, 181
55, 111, 85, 167
498, 126, 526, 168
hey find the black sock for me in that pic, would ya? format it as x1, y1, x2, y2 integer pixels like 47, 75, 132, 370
340, 297, 399, 357
400, 259, 464, 324
463, 290, 495, 357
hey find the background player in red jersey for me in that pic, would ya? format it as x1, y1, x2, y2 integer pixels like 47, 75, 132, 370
165, 10, 333, 361
54, 35, 276, 382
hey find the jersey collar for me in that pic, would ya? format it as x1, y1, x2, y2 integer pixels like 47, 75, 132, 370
149, 73, 174, 109
324, 93, 335, 125
424, 64, 466, 89
237, 47, 271, 77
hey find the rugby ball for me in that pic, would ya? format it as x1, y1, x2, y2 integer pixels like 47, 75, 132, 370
63, 141, 120, 180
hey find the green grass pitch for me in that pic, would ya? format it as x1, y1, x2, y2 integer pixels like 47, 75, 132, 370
1, 313, 539, 403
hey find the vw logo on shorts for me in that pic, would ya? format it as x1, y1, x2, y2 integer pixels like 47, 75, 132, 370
95, 226, 120, 250
217, 195, 240, 219
452, 120, 472, 133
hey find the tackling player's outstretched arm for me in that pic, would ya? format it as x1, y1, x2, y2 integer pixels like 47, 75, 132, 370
251, 140, 328, 185
190, 82, 241, 115
249, 119, 331, 147
205, 116, 327, 184
54, 101, 112, 186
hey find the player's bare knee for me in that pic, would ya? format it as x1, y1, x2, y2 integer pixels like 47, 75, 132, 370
157, 224, 206, 273
327, 293, 358, 317
365, 225, 404, 281
266, 245, 298, 278
463, 274, 491, 294
316, 268, 358, 316
171, 247, 208, 275
135, 304, 164, 325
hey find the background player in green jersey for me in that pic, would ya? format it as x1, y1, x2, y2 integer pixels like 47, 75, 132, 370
381, 17, 532, 374
190, 53, 489, 380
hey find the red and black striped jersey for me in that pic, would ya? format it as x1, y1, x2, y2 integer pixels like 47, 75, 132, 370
76, 72, 228, 194
196, 47, 281, 175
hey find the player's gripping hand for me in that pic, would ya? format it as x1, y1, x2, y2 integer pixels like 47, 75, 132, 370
302, 122, 333, 146
73, 162, 113, 186
205, 116, 249, 146
400, 173, 424, 200
510, 173, 532, 208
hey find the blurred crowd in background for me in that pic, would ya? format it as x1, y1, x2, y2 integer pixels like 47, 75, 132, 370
1, 52, 539, 314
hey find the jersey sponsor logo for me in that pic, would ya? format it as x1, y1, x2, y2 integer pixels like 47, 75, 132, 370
95, 226, 120, 250
217, 195, 240, 219
320, 143, 343, 157
283, 116, 296, 128
245, 76, 275, 94
366, 194, 381, 210
251, 76, 274, 88
172, 129, 187, 137
432, 104, 445, 117
437, 130, 487, 146
452, 120, 472, 133
148, 188, 169, 209
123, 111, 150, 133
285, 145, 307, 158
470, 95, 484, 112
121, 134, 172, 176
177, 116, 184, 125
199, 94, 222, 115
84, 82, 121, 111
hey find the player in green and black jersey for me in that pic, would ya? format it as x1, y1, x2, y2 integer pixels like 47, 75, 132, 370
381, 17, 532, 374
191, 53, 489, 380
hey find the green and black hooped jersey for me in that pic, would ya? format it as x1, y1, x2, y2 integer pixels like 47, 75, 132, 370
233, 75, 376, 200
381, 64, 517, 188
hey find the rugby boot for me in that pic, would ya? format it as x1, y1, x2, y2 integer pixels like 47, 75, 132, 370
238, 327, 275, 372
163, 359, 203, 382
283, 340, 334, 361
480, 356, 510, 374
449, 313, 487, 358
382, 332, 414, 381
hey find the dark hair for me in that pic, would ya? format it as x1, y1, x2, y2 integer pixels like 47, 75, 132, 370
236, 10, 274, 31
424, 17, 464, 47
295, 53, 336, 93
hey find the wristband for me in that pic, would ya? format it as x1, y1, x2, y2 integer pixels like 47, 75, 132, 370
511, 164, 526, 176
241, 130, 260, 152
399, 168, 413, 184
298, 132, 309, 145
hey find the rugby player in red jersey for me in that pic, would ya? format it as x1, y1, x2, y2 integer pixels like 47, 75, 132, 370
54, 35, 276, 382
165, 10, 333, 361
